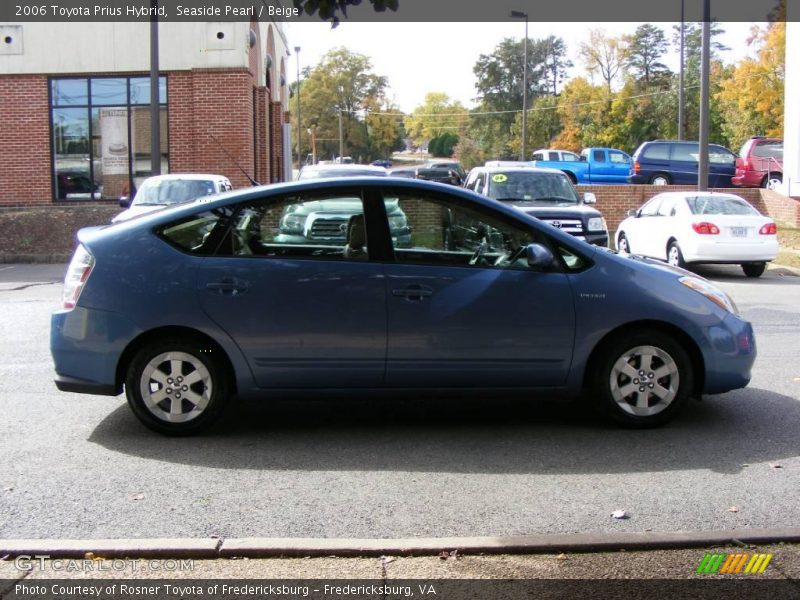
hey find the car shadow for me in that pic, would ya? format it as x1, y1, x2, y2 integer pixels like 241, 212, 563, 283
690, 264, 799, 283
88, 387, 800, 476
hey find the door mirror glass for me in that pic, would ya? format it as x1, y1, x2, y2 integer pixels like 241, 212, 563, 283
526, 243, 556, 270
583, 192, 597, 204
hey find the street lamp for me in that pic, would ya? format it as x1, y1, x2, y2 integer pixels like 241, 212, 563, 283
510, 10, 529, 161
294, 46, 301, 171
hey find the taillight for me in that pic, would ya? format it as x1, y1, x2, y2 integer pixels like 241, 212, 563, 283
759, 222, 777, 235
62, 244, 95, 310
634, 161, 640, 174
692, 222, 720, 235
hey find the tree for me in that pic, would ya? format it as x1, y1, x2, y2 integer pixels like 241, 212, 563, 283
579, 29, 625, 94
623, 24, 670, 87
429, 133, 459, 157
551, 77, 609, 151
453, 136, 487, 171
542, 36, 573, 96
716, 21, 785, 151
403, 93, 467, 148
293, 0, 398, 25
291, 47, 396, 162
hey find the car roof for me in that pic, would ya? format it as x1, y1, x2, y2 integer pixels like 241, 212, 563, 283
141, 174, 229, 182
649, 191, 749, 201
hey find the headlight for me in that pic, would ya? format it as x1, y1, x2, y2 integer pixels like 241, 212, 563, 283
280, 214, 306, 233
388, 214, 408, 230
679, 276, 738, 314
587, 217, 607, 232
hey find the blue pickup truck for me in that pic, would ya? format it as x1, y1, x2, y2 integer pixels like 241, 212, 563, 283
531, 147, 632, 184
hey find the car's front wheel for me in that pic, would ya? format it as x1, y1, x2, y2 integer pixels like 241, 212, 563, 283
593, 330, 693, 427
741, 262, 766, 278
125, 337, 231, 435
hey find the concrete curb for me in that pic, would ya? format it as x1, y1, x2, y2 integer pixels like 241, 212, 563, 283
4, 529, 800, 559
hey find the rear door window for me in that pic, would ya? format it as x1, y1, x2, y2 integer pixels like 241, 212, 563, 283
593, 150, 606, 162
753, 140, 783, 160
671, 144, 698, 162
642, 144, 669, 160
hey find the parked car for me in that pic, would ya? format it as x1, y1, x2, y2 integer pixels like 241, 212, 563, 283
732, 137, 783, 189
113, 174, 232, 223
464, 164, 608, 246
371, 159, 393, 168
56, 170, 101, 200
532, 147, 632, 184
51, 178, 756, 434
424, 160, 467, 181
387, 162, 464, 186
628, 140, 737, 187
531, 149, 581, 162
615, 191, 778, 278
297, 163, 388, 180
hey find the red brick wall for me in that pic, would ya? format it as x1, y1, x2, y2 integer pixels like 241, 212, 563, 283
268, 101, 284, 183
168, 68, 257, 189
0, 76, 51, 206
760, 189, 800, 227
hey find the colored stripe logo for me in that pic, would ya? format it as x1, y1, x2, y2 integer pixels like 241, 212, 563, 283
696, 553, 773, 574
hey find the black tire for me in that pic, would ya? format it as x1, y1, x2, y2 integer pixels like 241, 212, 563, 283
667, 241, 685, 268
761, 174, 782, 189
617, 233, 630, 253
742, 262, 766, 278
592, 329, 694, 428
125, 337, 231, 435
650, 173, 671, 185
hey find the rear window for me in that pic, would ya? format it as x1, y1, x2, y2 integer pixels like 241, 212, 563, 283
134, 179, 217, 206
158, 207, 235, 255
685, 196, 758, 216
671, 144, 699, 162
753, 140, 783, 160
642, 144, 669, 160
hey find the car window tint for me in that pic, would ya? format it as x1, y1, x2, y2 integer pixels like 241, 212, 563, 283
593, 150, 606, 162
639, 197, 663, 216
213, 193, 370, 260
672, 144, 698, 162
685, 196, 759, 216
642, 144, 669, 160
548, 152, 559, 161
158, 207, 235, 255
752, 140, 783, 160
384, 192, 540, 270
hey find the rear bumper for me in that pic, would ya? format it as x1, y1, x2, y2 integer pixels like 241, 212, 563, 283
683, 238, 779, 263
55, 374, 120, 396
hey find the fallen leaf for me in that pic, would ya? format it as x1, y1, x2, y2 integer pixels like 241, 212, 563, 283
769, 463, 783, 469
438, 551, 449, 560
728, 506, 739, 513
557, 553, 568, 561
84, 552, 94, 560
131, 493, 145, 501
611, 510, 628, 519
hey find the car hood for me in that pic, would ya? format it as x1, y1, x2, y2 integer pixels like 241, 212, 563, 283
505, 203, 602, 218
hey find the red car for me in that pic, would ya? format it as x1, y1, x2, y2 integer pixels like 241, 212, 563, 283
732, 137, 783, 189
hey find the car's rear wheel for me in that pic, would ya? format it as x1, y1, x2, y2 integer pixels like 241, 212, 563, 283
762, 174, 782, 190
650, 174, 671, 185
593, 331, 693, 428
741, 262, 766, 278
667, 241, 685, 268
617, 233, 630, 253
125, 338, 230, 435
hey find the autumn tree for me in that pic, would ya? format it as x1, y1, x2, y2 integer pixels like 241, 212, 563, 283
716, 21, 785, 151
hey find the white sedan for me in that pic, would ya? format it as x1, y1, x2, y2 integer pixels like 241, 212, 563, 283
615, 191, 779, 278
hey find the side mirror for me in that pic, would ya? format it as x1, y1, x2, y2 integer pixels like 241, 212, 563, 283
583, 192, 597, 204
119, 196, 131, 208
526, 243, 556, 270
626, 208, 639, 218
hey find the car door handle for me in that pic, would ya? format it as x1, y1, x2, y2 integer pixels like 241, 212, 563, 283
392, 285, 433, 301
205, 278, 249, 295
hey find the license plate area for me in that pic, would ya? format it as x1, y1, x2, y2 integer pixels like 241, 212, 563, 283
730, 227, 748, 238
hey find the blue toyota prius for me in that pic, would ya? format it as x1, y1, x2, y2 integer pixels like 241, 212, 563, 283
51, 178, 756, 434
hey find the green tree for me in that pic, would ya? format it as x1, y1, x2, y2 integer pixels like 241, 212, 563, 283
623, 24, 671, 87
291, 47, 394, 162
453, 136, 487, 171
403, 93, 467, 148
293, 0, 398, 25
579, 29, 625, 94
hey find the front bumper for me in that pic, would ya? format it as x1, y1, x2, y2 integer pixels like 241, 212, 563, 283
701, 313, 756, 394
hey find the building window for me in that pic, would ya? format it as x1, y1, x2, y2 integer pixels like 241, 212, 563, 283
50, 76, 168, 201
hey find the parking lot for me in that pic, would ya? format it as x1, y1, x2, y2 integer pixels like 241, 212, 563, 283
1, 263, 798, 540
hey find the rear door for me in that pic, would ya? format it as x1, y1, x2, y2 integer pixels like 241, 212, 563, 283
708, 145, 737, 187
669, 143, 699, 184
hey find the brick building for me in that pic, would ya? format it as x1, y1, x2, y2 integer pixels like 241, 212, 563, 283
0, 21, 292, 206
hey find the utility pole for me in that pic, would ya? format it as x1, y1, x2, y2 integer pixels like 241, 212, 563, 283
149, 0, 160, 175
511, 10, 529, 161
294, 46, 301, 170
698, 0, 711, 191
678, 0, 685, 140
338, 109, 344, 159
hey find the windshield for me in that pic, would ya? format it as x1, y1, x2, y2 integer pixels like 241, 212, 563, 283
486, 172, 580, 204
133, 179, 217, 206
685, 195, 759, 216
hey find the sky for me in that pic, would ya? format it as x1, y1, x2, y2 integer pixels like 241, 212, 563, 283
282, 21, 762, 113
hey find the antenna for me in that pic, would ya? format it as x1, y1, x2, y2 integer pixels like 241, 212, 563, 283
208, 132, 260, 186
